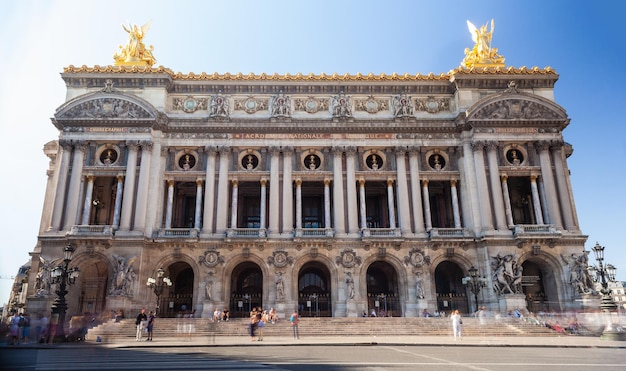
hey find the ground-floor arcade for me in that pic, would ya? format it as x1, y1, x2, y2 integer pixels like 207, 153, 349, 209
24, 238, 582, 321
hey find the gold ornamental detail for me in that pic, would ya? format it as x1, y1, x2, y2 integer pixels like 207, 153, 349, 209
113, 21, 157, 67
461, 19, 505, 69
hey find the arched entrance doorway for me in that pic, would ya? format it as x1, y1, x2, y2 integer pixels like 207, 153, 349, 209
162, 262, 194, 317
366, 261, 400, 317
434, 261, 468, 314
70, 259, 108, 316
230, 262, 263, 318
522, 259, 559, 312
298, 262, 331, 317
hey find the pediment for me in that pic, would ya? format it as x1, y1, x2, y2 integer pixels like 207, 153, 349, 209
466, 90, 568, 128
54, 92, 158, 127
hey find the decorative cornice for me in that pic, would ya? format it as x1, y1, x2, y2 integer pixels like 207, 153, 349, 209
62, 65, 556, 81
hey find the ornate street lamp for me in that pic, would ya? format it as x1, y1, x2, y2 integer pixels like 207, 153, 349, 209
590, 242, 624, 341
463, 265, 487, 313
146, 268, 172, 317
50, 243, 80, 342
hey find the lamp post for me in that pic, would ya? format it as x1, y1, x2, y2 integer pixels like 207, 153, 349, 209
50, 243, 80, 342
590, 242, 624, 341
146, 268, 172, 317
463, 265, 486, 313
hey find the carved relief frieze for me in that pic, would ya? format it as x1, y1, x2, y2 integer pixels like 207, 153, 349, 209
60, 97, 152, 119
294, 97, 329, 113
335, 248, 362, 268
234, 96, 269, 114
474, 99, 560, 120
354, 95, 389, 113
199, 247, 225, 268
404, 247, 430, 268
173, 96, 209, 113
415, 96, 450, 113
392, 94, 414, 117
267, 249, 294, 268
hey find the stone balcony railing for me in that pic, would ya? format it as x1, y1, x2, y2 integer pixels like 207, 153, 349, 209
226, 228, 267, 238
428, 228, 471, 238
69, 225, 114, 236
154, 228, 199, 239
295, 228, 334, 238
362, 228, 401, 238
513, 224, 560, 237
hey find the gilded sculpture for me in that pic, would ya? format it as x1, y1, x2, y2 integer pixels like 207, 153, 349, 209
113, 21, 157, 67
461, 19, 505, 68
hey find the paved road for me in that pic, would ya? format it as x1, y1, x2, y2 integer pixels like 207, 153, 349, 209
1, 344, 624, 370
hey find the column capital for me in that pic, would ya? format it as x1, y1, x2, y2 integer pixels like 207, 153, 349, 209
549, 140, 565, 151
324, 178, 331, 186
500, 174, 508, 182
422, 179, 429, 186
269, 146, 281, 156
73, 140, 87, 152
295, 178, 302, 186
332, 147, 344, 155
217, 146, 231, 155
59, 139, 73, 151
196, 178, 203, 186
205, 145, 218, 155
260, 178, 268, 186
358, 178, 365, 186
167, 179, 175, 187
536, 141, 550, 151
126, 141, 140, 151
471, 141, 486, 152
282, 146, 294, 155
116, 174, 124, 182
232, 179, 239, 186
387, 178, 395, 187
395, 147, 408, 156
139, 140, 153, 151
485, 141, 499, 152
451, 179, 458, 187
160, 146, 169, 157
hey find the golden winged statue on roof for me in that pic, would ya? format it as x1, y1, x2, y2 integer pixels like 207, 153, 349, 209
461, 19, 505, 68
113, 21, 157, 67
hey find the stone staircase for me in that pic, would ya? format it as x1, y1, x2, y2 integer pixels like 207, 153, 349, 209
87, 316, 562, 341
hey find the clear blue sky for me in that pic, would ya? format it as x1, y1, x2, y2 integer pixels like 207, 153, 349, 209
1, 0, 624, 304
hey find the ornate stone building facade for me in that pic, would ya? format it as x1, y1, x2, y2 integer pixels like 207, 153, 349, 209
23, 22, 591, 320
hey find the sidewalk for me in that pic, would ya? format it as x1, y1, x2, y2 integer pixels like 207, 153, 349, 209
7, 334, 623, 349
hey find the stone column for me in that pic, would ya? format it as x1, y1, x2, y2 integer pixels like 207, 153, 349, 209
63, 141, 86, 230
194, 179, 203, 229
530, 175, 544, 225
295, 178, 302, 229
324, 178, 331, 229
165, 180, 174, 229
450, 180, 462, 228
260, 178, 268, 229
282, 148, 294, 235
230, 179, 239, 229
50, 140, 71, 230
538, 179, 550, 225
460, 140, 481, 232
332, 148, 346, 236
501, 175, 514, 227
386, 178, 396, 229
422, 180, 432, 231
81, 175, 95, 225
486, 143, 507, 230
202, 147, 216, 234
358, 178, 367, 229
119, 141, 139, 231
345, 148, 359, 235
215, 148, 230, 235
268, 148, 280, 236
408, 149, 425, 234
551, 143, 576, 230
395, 149, 411, 235
472, 142, 493, 231
112, 175, 123, 229
133, 141, 153, 232
538, 141, 562, 228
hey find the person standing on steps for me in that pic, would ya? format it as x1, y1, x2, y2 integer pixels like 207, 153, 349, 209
135, 308, 147, 341
146, 311, 155, 341
289, 309, 299, 339
451, 309, 462, 340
